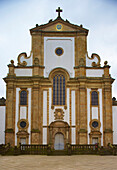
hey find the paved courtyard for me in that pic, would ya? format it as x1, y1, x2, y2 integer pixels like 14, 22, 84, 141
0, 155, 117, 170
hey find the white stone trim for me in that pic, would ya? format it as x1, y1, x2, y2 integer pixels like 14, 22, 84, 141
71, 127, 76, 144
92, 107, 98, 119
20, 106, 27, 119
0, 106, 6, 144
87, 88, 91, 144
67, 88, 70, 125
15, 68, 32, 76
43, 128, 47, 144
44, 37, 75, 78
71, 90, 75, 126
113, 106, 117, 144
27, 88, 31, 144
43, 91, 47, 126
86, 69, 104, 77
49, 88, 52, 124
15, 88, 20, 146
98, 89, 103, 146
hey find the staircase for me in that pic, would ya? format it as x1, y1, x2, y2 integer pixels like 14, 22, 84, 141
50, 150, 67, 156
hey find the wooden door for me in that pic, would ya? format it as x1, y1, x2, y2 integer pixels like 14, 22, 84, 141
54, 133, 64, 150
20, 138, 26, 144
92, 137, 98, 144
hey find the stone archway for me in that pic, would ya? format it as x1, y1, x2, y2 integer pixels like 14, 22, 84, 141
48, 121, 70, 150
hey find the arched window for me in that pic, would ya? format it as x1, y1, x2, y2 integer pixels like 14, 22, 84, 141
91, 91, 98, 106
53, 74, 65, 105
20, 90, 27, 105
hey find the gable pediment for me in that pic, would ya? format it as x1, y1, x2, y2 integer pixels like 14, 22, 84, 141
30, 17, 88, 34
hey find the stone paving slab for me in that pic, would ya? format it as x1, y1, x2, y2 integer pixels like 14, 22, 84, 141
0, 155, 117, 170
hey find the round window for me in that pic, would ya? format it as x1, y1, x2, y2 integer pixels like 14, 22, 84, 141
92, 121, 98, 128
20, 121, 27, 128
55, 47, 64, 56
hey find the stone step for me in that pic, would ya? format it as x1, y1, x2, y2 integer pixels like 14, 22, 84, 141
51, 150, 67, 156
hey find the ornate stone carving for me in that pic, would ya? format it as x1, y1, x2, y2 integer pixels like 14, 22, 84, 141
18, 52, 32, 66
54, 109, 64, 120
104, 61, 108, 66
87, 53, 101, 67
51, 105, 54, 110
0, 97, 6, 106
10, 60, 14, 65
34, 58, 39, 65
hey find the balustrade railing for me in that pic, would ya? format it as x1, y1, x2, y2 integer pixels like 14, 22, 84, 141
68, 144, 99, 155
0, 143, 10, 155
20, 144, 48, 155
71, 144, 98, 151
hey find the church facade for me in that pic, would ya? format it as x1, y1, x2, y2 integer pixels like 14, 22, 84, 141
1, 8, 117, 149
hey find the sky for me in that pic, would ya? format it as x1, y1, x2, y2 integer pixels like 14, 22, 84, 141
0, 0, 117, 98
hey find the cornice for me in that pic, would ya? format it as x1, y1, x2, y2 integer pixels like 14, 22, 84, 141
30, 17, 88, 33
31, 31, 88, 36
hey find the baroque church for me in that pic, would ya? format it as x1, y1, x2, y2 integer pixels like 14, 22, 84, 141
0, 7, 117, 150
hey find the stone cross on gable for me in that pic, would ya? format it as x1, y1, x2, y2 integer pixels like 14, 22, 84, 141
56, 7, 63, 18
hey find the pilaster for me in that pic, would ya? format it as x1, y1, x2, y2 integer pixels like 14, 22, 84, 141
31, 81, 40, 144
103, 63, 113, 146
32, 33, 44, 66
5, 82, 15, 146
75, 35, 87, 67
33, 58, 45, 77
103, 83, 113, 146
78, 80, 87, 144
5, 60, 16, 146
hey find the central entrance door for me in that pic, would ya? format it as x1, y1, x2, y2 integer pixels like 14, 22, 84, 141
92, 137, 98, 144
54, 133, 64, 150
20, 138, 26, 145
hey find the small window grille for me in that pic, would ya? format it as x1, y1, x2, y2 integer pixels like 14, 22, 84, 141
20, 91, 27, 105
91, 91, 98, 106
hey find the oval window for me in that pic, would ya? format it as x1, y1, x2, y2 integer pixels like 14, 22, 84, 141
20, 121, 27, 128
92, 121, 98, 128
55, 47, 64, 56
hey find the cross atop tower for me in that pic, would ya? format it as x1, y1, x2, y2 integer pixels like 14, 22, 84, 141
56, 7, 63, 18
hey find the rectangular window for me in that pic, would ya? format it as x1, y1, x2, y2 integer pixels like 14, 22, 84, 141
91, 91, 98, 106
53, 75, 65, 105
20, 90, 27, 105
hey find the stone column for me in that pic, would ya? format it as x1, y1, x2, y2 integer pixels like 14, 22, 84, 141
31, 81, 40, 144
75, 35, 87, 66
32, 33, 44, 66
5, 60, 16, 146
103, 63, 114, 146
103, 83, 113, 146
75, 35, 87, 77
78, 81, 87, 144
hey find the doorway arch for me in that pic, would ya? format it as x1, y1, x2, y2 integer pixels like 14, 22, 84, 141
54, 133, 64, 150
49, 121, 70, 149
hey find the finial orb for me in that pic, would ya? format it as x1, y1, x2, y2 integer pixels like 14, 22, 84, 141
104, 61, 108, 65
11, 60, 14, 64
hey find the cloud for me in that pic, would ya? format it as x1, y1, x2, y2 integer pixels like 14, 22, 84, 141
0, 0, 117, 98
